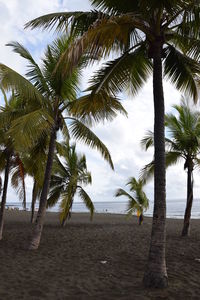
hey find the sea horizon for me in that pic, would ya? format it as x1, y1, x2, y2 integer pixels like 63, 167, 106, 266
5, 198, 200, 219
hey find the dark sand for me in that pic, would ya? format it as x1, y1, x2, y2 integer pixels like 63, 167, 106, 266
0, 211, 200, 299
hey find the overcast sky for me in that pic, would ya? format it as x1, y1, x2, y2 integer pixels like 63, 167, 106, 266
1, 0, 200, 207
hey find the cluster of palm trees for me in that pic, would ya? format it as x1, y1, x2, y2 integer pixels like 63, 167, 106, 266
0, 0, 200, 289
0, 36, 122, 249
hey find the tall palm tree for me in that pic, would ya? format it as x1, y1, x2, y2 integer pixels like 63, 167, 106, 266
115, 177, 149, 225
48, 142, 93, 226
26, 0, 200, 287
141, 99, 200, 236
0, 36, 126, 249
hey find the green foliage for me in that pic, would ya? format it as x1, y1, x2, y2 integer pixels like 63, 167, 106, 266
68, 118, 114, 169
0, 35, 119, 169
48, 143, 94, 225
25, 0, 200, 104
141, 98, 200, 182
115, 177, 149, 219
0, 94, 31, 209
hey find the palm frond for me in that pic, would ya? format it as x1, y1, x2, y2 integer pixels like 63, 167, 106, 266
68, 92, 127, 125
68, 118, 114, 169
41, 36, 81, 102
126, 177, 143, 192
25, 11, 100, 34
140, 151, 181, 183
78, 187, 94, 219
10, 160, 26, 209
115, 188, 135, 202
139, 160, 154, 184
164, 45, 200, 102
0, 64, 44, 105
8, 109, 54, 149
52, 155, 69, 178
126, 199, 140, 217
140, 130, 154, 150
57, 14, 144, 73
0, 85, 8, 106
47, 185, 62, 208
91, 0, 139, 14
87, 43, 152, 96
166, 151, 182, 167
7, 42, 50, 95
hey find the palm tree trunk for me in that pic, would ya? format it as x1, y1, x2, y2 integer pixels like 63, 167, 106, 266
143, 42, 168, 288
139, 213, 143, 225
0, 154, 11, 240
30, 180, 37, 223
61, 202, 72, 227
61, 218, 67, 227
29, 127, 57, 249
182, 167, 193, 236
22, 176, 26, 211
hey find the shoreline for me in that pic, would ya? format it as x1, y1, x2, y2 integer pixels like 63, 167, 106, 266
5, 207, 200, 220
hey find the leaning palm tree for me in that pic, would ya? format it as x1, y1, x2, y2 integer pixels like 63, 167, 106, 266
26, 0, 200, 287
115, 177, 149, 225
48, 142, 94, 227
0, 36, 126, 249
141, 99, 200, 236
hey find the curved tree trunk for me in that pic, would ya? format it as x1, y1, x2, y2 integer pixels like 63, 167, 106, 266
182, 166, 193, 236
29, 128, 57, 249
143, 42, 168, 288
61, 200, 73, 227
30, 180, 37, 224
0, 154, 11, 240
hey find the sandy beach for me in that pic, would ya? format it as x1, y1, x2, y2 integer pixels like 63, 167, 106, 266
0, 211, 199, 299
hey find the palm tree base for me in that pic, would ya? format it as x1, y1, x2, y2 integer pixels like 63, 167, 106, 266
28, 231, 41, 250
181, 224, 190, 237
28, 241, 40, 250
143, 271, 168, 288
0, 224, 3, 240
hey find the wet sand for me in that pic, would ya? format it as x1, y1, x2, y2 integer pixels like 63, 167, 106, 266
0, 210, 200, 299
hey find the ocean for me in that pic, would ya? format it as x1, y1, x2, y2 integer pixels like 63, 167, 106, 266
5, 198, 200, 219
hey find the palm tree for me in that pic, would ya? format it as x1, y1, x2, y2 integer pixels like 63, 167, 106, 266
141, 99, 200, 236
25, 0, 200, 287
0, 36, 126, 249
48, 142, 93, 226
0, 95, 27, 239
115, 177, 149, 225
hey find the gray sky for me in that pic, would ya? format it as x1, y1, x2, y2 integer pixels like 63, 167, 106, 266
1, 0, 200, 204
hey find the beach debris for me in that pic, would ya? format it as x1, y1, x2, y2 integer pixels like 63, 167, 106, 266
195, 258, 200, 262
100, 261, 107, 264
